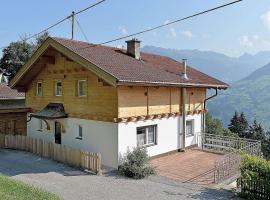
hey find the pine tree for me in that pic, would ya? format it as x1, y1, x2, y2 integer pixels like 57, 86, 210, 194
238, 112, 249, 137
228, 111, 240, 134
247, 119, 265, 141
228, 111, 249, 138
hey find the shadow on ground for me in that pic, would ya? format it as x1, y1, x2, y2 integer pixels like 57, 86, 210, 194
0, 149, 87, 177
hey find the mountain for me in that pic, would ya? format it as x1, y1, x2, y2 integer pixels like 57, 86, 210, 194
142, 46, 270, 82
208, 62, 270, 128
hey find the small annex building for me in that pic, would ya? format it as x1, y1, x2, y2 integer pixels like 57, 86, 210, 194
0, 74, 29, 135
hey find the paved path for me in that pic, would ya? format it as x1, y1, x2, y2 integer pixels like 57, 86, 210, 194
0, 149, 241, 200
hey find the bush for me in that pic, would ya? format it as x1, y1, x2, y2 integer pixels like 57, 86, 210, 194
119, 147, 155, 179
238, 154, 270, 199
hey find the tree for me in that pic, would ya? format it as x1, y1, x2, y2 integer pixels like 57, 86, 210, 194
0, 41, 33, 80
228, 111, 249, 137
205, 112, 237, 137
247, 119, 265, 141
0, 32, 49, 80
228, 111, 240, 134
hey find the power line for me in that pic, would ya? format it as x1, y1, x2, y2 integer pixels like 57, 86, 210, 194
0, 0, 106, 50
75, 0, 106, 16
77, 0, 242, 50
75, 19, 90, 42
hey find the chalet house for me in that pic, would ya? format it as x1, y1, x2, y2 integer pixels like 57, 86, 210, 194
0, 74, 28, 135
10, 37, 228, 168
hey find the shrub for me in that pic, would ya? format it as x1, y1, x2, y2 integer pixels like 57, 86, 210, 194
238, 154, 270, 199
119, 147, 155, 179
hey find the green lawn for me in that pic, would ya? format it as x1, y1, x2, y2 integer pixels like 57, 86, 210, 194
0, 175, 60, 200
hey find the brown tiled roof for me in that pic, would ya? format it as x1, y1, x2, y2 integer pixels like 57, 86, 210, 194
52, 37, 228, 89
0, 83, 25, 99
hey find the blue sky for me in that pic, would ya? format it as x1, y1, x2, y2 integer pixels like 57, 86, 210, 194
0, 0, 270, 57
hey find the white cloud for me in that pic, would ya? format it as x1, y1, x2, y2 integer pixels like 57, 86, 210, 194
261, 10, 270, 30
239, 35, 254, 47
169, 28, 177, 38
180, 30, 193, 38
118, 26, 127, 35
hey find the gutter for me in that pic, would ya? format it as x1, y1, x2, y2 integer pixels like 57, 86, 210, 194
117, 80, 228, 90
202, 88, 218, 133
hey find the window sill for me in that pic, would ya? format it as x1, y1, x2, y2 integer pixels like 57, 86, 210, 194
186, 134, 195, 137
75, 137, 82, 140
138, 143, 157, 148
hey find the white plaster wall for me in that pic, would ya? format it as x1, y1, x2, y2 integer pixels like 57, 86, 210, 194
184, 114, 202, 147
27, 115, 55, 143
118, 114, 202, 159
62, 118, 118, 168
118, 116, 180, 158
27, 116, 118, 168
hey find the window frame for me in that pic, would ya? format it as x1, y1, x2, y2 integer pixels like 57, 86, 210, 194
38, 119, 43, 131
186, 119, 194, 137
137, 125, 157, 147
77, 80, 87, 97
55, 80, 63, 97
76, 125, 83, 140
36, 81, 42, 97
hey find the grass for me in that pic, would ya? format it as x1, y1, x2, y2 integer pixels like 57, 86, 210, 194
0, 175, 60, 200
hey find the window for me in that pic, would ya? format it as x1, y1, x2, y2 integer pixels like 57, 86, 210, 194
186, 120, 194, 136
38, 119, 43, 131
36, 81, 42, 96
137, 125, 157, 147
76, 125, 83, 139
78, 80, 87, 96
55, 80, 62, 96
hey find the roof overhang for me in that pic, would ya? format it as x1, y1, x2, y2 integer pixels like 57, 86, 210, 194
0, 107, 31, 114
30, 103, 68, 120
10, 37, 118, 91
117, 80, 229, 90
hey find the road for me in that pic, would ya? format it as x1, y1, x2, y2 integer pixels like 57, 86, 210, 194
0, 149, 241, 200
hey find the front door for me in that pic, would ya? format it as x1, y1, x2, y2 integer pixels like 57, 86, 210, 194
55, 122, 62, 144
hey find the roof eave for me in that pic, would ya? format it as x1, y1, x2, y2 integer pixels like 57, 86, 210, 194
117, 80, 229, 90
10, 37, 118, 89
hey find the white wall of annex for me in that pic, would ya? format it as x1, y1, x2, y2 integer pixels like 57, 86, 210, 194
27, 116, 118, 168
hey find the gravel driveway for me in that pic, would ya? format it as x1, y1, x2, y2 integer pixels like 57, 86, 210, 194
0, 149, 241, 200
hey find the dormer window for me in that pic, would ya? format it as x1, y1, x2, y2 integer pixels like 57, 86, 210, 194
55, 80, 62, 96
78, 80, 87, 97
36, 81, 42, 96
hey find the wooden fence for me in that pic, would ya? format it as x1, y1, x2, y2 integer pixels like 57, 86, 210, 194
0, 134, 102, 175
237, 178, 270, 200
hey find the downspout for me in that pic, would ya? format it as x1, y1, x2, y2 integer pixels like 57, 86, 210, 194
180, 59, 189, 151
181, 87, 186, 151
202, 87, 218, 133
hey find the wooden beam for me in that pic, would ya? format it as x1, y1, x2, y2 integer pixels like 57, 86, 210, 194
39, 55, 55, 64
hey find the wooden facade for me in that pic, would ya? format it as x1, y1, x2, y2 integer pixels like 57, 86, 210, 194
0, 108, 28, 135
117, 86, 206, 122
25, 50, 118, 122
24, 49, 207, 123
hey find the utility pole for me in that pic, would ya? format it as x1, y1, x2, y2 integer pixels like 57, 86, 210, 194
71, 11, 75, 40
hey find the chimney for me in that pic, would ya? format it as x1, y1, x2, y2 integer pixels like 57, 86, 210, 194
180, 59, 189, 80
126, 38, 141, 59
